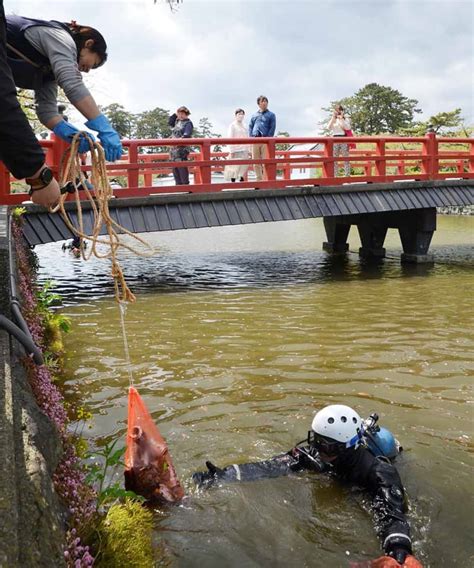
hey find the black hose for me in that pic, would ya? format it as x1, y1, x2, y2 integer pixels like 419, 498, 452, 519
7, 214, 44, 365
0, 315, 44, 365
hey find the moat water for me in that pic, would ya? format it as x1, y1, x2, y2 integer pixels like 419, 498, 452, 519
37, 215, 474, 567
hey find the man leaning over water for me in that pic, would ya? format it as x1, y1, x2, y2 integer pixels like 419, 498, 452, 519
0, 0, 60, 208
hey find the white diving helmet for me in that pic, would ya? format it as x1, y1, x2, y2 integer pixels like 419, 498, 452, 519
309, 404, 363, 455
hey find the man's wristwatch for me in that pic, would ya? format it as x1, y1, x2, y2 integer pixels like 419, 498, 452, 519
25, 166, 54, 196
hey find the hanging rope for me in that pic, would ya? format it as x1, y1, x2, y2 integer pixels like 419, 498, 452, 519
51, 132, 155, 303
118, 301, 134, 386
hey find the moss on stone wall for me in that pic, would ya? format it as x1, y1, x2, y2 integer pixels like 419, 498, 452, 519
96, 500, 155, 567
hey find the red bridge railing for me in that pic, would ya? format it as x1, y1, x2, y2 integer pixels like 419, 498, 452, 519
1, 133, 473, 205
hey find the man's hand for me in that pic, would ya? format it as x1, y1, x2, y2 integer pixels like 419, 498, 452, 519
30, 178, 60, 208
27, 165, 61, 208
192, 460, 225, 487
52, 120, 95, 153
388, 547, 409, 565
85, 114, 123, 162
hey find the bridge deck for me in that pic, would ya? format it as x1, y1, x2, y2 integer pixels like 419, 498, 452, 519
18, 179, 474, 247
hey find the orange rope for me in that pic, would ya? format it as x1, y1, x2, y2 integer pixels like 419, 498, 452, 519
51, 132, 155, 303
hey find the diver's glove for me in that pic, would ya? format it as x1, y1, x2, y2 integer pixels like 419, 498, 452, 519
384, 533, 412, 565
53, 120, 94, 153
192, 461, 225, 487
85, 113, 123, 162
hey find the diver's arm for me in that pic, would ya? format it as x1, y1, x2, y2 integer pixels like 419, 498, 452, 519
369, 458, 412, 559
192, 446, 325, 487
350, 452, 412, 563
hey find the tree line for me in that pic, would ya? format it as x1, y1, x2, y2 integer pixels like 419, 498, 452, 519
18, 82, 471, 142
321, 83, 470, 137
99, 83, 469, 143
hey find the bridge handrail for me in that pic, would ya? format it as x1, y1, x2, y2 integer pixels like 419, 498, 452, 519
1, 132, 473, 204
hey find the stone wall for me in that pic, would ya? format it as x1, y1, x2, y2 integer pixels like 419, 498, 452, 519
0, 206, 66, 567
437, 205, 474, 215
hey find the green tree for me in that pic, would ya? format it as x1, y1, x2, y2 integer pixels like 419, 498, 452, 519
17, 88, 71, 135
134, 107, 171, 152
194, 117, 222, 153
275, 131, 291, 152
323, 83, 422, 134
101, 103, 136, 138
399, 108, 466, 137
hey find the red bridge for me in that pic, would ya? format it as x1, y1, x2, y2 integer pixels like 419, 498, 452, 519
1, 133, 473, 263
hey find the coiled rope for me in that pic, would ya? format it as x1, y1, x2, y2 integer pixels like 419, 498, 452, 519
51, 133, 155, 304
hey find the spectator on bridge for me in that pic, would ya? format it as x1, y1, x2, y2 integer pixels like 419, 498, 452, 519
224, 108, 250, 183
0, 1, 60, 208
327, 104, 351, 177
5, 13, 122, 162
193, 404, 422, 568
248, 96, 276, 182
168, 107, 194, 186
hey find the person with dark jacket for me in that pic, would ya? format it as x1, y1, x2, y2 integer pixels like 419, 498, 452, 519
168, 106, 193, 185
0, 1, 59, 208
5, 13, 121, 161
193, 404, 421, 567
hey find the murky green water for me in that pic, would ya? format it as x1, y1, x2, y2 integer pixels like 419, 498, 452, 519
37, 216, 474, 567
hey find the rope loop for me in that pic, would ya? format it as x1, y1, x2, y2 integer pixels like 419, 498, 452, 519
52, 132, 155, 303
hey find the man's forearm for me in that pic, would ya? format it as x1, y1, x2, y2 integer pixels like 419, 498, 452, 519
73, 95, 101, 120
44, 95, 101, 130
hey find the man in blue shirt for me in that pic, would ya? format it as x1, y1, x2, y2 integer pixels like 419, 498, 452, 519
248, 95, 276, 182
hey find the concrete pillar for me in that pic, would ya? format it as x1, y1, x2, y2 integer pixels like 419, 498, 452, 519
322, 217, 350, 254
323, 217, 351, 254
398, 208, 436, 263
357, 222, 388, 259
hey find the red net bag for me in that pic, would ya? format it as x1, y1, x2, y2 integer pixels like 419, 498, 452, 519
124, 386, 185, 503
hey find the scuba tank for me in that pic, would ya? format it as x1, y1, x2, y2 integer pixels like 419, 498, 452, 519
361, 413, 401, 460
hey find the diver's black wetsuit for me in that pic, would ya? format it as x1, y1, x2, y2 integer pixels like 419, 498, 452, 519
193, 444, 412, 557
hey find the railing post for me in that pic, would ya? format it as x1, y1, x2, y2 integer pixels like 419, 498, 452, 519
49, 133, 69, 180
200, 141, 212, 185
375, 139, 386, 180
128, 142, 139, 189
364, 157, 371, 177
266, 140, 277, 181
469, 138, 474, 174
281, 151, 291, 180
0, 161, 10, 203
323, 140, 333, 179
424, 131, 437, 179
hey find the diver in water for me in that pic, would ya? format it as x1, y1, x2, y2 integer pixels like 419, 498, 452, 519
62, 234, 87, 256
193, 405, 421, 567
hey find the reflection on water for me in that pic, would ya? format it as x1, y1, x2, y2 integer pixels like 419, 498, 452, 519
35, 216, 474, 567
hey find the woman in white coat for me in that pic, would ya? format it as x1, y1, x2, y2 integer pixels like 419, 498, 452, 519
224, 108, 250, 182
327, 104, 352, 177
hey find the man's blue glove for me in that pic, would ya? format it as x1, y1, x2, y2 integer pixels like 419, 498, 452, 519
53, 120, 94, 153
85, 114, 123, 162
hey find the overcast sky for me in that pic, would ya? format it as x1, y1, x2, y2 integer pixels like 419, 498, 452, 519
7, 0, 474, 136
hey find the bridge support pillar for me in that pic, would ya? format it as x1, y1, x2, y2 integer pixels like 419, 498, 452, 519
398, 208, 436, 263
322, 217, 350, 254
357, 222, 387, 259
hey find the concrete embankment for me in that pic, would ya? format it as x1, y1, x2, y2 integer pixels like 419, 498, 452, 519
0, 206, 65, 567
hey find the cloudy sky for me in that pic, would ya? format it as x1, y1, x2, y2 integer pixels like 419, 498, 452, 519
7, 0, 474, 136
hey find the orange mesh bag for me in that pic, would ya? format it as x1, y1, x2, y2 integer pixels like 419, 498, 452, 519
124, 386, 185, 503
